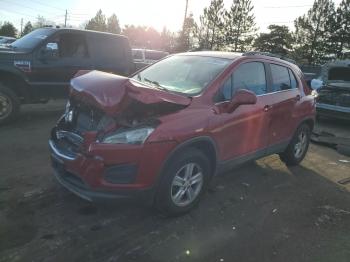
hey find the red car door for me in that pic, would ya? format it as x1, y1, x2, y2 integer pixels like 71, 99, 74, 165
266, 63, 301, 146
211, 61, 272, 161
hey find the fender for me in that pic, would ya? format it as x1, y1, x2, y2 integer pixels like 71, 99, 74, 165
153, 135, 219, 189
0, 65, 30, 83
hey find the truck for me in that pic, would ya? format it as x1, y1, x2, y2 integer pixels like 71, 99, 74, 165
0, 27, 135, 124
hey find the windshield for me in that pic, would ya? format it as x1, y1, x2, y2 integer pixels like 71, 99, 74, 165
132, 55, 231, 95
10, 28, 54, 50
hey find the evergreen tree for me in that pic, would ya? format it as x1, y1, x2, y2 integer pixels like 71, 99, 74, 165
294, 0, 335, 64
197, 9, 211, 49
329, 0, 350, 58
225, 0, 257, 52
160, 27, 176, 52
176, 13, 198, 52
253, 25, 293, 55
85, 10, 107, 32
207, 0, 225, 49
197, 0, 225, 50
21, 22, 33, 36
107, 14, 121, 34
0, 22, 17, 37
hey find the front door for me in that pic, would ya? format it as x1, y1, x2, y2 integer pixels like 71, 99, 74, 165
211, 61, 272, 161
30, 32, 91, 98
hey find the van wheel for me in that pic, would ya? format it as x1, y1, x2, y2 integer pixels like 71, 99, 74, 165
155, 148, 211, 216
279, 124, 311, 166
0, 84, 20, 125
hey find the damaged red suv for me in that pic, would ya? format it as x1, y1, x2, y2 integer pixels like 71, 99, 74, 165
49, 51, 315, 215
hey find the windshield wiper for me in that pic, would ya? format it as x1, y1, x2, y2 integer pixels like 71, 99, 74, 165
143, 77, 168, 91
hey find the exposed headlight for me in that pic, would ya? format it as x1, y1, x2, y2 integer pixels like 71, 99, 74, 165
311, 90, 318, 98
65, 100, 71, 114
102, 127, 155, 144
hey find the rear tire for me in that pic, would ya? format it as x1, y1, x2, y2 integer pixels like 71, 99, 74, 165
279, 124, 311, 166
154, 148, 211, 216
0, 84, 20, 125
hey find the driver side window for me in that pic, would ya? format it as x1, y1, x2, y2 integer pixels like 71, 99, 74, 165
215, 62, 267, 102
42, 33, 89, 59
232, 62, 267, 95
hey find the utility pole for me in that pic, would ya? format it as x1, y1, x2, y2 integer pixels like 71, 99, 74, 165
64, 9, 67, 27
183, 0, 189, 28
20, 18, 23, 36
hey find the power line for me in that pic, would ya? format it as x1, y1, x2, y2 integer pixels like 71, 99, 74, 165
263, 5, 312, 9
29, 0, 66, 12
1, 0, 59, 16
0, 8, 38, 19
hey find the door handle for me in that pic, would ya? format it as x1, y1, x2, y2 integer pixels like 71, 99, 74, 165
295, 94, 301, 101
263, 105, 271, 112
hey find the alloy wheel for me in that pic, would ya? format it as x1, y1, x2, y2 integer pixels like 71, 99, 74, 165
170, 163, 203, 207
294, 130, 308, 159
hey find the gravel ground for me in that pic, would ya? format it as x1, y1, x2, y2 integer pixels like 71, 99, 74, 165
0, 100, 349, 262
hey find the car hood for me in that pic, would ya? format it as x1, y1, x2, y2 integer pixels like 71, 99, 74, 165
70, 70, 191, 116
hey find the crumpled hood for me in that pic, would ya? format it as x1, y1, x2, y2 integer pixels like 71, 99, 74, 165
70, 70, 191, 116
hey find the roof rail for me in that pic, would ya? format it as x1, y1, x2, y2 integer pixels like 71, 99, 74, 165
243, 51, 297, 65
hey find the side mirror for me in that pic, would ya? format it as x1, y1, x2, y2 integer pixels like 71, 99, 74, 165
39, 42, 58, 60
227, 89, 257, 113
310, 78, 323, 90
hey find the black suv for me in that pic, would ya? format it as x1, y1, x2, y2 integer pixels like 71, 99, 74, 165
0, 28, 134, 124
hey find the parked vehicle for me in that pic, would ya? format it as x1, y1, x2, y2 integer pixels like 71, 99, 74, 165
0, 28, 134, 124
311, 60, 350, 120
0, 36, 16, 47
49, 51, 315, 215
132, 48, 168, 70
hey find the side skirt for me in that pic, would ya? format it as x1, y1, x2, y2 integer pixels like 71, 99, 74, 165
217, 140, 290, 174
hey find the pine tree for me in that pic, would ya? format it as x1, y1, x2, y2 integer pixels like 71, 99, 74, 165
294, 0, 335, 64
253, 25, 293, 55
331, 0, 350, 57
0, 22, 17, 37
197, 0, 225, 50
85, 10, 107, 32
176, 13, 198, 52
225, 0, 257, 52
21, 22, 33, 36
107, 14, 121, 34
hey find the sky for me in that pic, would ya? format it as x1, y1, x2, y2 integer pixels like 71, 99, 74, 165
0, 0, 343, 34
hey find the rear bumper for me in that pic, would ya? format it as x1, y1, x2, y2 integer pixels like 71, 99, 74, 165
316, 103, 350, 120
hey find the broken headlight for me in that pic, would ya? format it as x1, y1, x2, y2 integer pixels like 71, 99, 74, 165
101, 127, 154, 145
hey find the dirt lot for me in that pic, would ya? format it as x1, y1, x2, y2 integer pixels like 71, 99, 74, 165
1, 101, 350, 262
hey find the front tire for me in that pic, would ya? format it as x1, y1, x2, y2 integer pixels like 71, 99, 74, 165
154, 148, 211, 216
279, 124, 311, 166
0, 84, 20, 125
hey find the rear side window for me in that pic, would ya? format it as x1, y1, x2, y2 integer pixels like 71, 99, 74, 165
232, 62, 267, 95
270, 64, 292, 91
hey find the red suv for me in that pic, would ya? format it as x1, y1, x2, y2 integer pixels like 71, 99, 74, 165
49, 51, 315, 215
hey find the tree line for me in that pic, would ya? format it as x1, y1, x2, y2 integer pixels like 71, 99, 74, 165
1, 0, 349, 65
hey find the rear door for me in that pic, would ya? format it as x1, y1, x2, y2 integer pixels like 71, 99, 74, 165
266, 63, 301, 147
212, 61, 272, 161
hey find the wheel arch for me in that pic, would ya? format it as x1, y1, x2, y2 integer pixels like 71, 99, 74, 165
155, 136, 219, 186
0, 69, 30, 103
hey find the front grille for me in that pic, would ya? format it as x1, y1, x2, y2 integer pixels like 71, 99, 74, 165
317, 89, 350, 107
